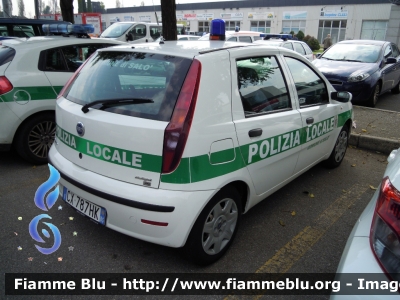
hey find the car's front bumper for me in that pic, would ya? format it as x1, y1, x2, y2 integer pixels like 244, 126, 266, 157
329, 76, 376, 104
48, 145, 216, 248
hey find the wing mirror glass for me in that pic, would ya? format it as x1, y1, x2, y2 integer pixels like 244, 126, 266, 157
331, 91, 352, 103
386, 57, 397, 64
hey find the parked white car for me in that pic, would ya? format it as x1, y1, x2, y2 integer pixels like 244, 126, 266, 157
255, 39, 316, 61
49, 23, 353, 265
0, 26, 127, 163
331, 147, 400, 299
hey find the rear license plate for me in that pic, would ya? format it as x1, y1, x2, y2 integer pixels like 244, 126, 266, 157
62, 187, 107, 225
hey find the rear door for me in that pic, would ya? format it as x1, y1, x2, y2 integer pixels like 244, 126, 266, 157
231, 48, 303, 195
56, 50, 192, 188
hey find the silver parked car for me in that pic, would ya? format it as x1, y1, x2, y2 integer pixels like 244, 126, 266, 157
331, 147, 400, 299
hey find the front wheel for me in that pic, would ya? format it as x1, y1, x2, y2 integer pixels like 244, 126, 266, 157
324, 125, 349, 169
367, 84, 380, 107
185, 187, 242, 265
14, 112, 56, 164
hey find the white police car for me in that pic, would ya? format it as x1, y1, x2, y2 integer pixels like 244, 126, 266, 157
49, 20, 353, 265
0, 24, 127, 164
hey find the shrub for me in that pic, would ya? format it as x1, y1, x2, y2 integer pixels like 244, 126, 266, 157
302, 34, 311, 44
307, 37, 321, 51
296, 30, 305, 41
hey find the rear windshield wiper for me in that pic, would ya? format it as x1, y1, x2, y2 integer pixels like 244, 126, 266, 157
82, 98, 153, 113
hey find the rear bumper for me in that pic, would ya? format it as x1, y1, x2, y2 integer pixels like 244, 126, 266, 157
49, 145, 215, 248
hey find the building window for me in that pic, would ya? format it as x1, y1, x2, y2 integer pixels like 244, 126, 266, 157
225, 21, 241, 31
361, 21, 388, 40
282, 20, 306, 34
318, 20, 347, 44
199, 21, 210, 33
250, 21, 271, 33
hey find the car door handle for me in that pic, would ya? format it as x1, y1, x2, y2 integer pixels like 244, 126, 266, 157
306, 117, 314, 124
249, 128, 263, 137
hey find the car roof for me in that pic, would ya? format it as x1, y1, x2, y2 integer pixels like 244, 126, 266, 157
1, 36, 126, 50
0, 18, 71, 25
98, 40, 299, 59
338, 39, 387, 46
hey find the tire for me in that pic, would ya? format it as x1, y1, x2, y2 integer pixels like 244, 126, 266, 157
324, 125, 349, 169
391, 80, 400, 94
14, 112, 56, 164
367, 84, 380, 107
185, 187, 242, 265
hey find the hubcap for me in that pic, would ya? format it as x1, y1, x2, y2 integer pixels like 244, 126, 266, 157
334, 130, 348, 162
28, 121, 56, 159
202, 198, 238, 255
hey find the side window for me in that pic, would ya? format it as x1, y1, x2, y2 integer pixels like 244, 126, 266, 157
391, 43, 399, 57
129, 24, 146, 41
384, 45, 393, 59
150, 26, 162, 39
302, 43, 313, 55
60, 44, 108, 72
282, 43, 293, 50
227, 37, 237, 42
237, 56, 291, 116
294, 42, 306, 55
239, 36, 252, 43
13, 25, 34, 37
285, 57, 329, 107
44, 49, 67, 71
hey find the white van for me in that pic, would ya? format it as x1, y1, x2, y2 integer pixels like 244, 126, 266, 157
198, 30, 262, 43
100, 22, 185, 43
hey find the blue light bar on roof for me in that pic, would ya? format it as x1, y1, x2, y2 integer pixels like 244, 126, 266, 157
209, 19, 225, 41
42, 24, 95, 35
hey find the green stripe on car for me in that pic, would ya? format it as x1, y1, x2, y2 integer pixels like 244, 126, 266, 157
0, 86, 63, 102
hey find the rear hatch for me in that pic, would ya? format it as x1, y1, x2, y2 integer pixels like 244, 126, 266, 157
55, 49, 193, 188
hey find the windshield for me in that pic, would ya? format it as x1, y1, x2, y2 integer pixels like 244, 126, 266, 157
63, 51, 192, 121
100, 23, 133, 38
322, 44, 381, 63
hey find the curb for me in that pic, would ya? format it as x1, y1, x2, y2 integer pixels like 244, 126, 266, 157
349, 133, 400, 154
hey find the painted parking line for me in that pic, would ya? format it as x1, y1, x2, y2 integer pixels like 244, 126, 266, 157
224, 183, 369, 300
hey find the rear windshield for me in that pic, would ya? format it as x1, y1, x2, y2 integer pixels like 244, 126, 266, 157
64, 51, 192, 121
0, 46, 15, 66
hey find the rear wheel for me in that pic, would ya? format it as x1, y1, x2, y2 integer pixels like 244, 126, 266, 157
324, 125, 349, 169
14, 113, 56, 164
367, 84, 380, 107
391, 80, 400, 94
185, 187, 241, 265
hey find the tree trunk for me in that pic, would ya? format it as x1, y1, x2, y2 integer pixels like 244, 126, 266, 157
160, 0, 177, 40
60, 0, 74, 23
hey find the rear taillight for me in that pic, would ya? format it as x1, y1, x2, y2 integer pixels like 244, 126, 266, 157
57, 58, 90, 100
370, 176, 400, 281
162, 59, 201, 174
0, 76, 13, 95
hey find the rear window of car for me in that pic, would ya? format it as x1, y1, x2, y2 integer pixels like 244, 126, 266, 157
0, 46, 15, 66
64, 51, 192, 122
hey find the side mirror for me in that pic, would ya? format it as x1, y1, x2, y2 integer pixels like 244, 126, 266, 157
316, 53, 321, 58
331, 91, 352, 103
386, 57, 397, 64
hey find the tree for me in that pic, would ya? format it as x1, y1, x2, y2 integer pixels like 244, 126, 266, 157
60, 0, 74, 23
99, 1, 105, 13
87, 0, 92, 12
18, 0, 25, 17
296, 30, 305, 41
161, 0, 177, 40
